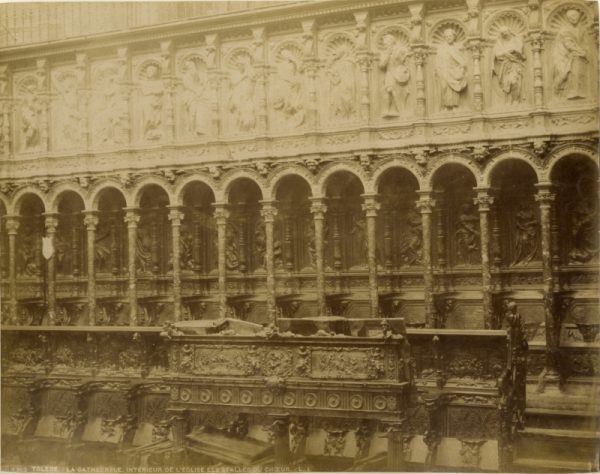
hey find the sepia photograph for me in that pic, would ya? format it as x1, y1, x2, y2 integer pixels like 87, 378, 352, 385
0, 0, 598, 472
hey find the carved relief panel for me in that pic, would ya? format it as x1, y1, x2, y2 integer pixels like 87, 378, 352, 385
13, 73, 43, 153
546, 3, 597, 104
373, 25, 413, 119
96, 192, 127, 275
176, 52, 211, 140
269, 42, 306, 130
50, 67, 84, 150
132, 58, 166, 143
223, 48, 258, 134
318, 33, 359, 125
484, 11, 529, 108
90, 60, 128, 147
430, 21, 471, 113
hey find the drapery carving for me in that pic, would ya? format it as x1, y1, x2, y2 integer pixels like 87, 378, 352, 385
434, 26, 468, 110
492, 28, 526, 104
138, 62, 165, 141
179, 56, 210, 137
227, 51, 257, 133
378, 31, 411, 117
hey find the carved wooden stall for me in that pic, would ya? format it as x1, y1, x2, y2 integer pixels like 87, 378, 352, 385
0, 315, 526, 472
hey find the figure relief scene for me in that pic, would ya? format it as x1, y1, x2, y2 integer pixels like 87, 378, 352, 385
0, 1, 598, 473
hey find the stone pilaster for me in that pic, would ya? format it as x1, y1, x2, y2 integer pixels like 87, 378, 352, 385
206, 32, 222, 137
124, 208, 140, 326
168, 206, 184, 322
383, 420, 406, 471
268, 415, 291, 467
83, 211, 99, 326
310, 198, 327, 316
252, 27, 268, 133
75, 53, 90, 150
362, 194, 380, 318
301, 20, 318, 129
213, 203, 229, 319
474, 188, 493, 329
0, 65, 11, 156
36, 59, 50, 152
260, 201, 278, 323
161, 41, 175, 142
354, 11, 371, 123
412, 46, 428, 116
417, 192, 435, 328
43, 213, 59, 324
528, 32, 544, 107
5, 215, 19, 324
468, 39, 483, 111
535, 183, 560, 390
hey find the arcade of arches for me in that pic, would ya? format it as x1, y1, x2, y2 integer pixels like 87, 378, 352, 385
0, 0, 599, 471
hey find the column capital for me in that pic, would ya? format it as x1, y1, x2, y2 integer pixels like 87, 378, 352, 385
416, 192, 436, 214
123, 207, 140, 227
83, 212, 99, 230
473, 188, 494, 211
167, 206, 184, 224
309, 197, 327, 218
361, 194, 381, 217
4, 214, 20, 234
259, 200, 278, 223
534, 183, 556, 206
43, 213, 59, 232
212, 202, 230, 223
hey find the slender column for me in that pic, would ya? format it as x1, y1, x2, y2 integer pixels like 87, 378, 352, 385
412, 47, 427, 116
83, 211, 99, 326
310, 198, 327, 316
71, 215, 80, 277
468, 39, 483, 111
213, 204, 229, 319
528, 32, 544, 107
474, 189, 494, 329
383, 420, 406, 471
417, 192, 435, 328
168, 207, 184, 322
301, 20, 318, 128
362, 194, 380, 318
535, 184, 559, 387
6, 216, 19, 325
330, 198, 342, 271
124, 208, 140, 326
43, 213, 59, 325
268, 415, 291, 467
260, 201, 278, 323
383, 211, 393, 269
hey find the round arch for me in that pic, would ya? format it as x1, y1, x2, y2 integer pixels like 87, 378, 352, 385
371, 159, 424, 191
131, 177, 174, 207
427, 155, 480, 188
545, 144, 599, 182
47, 184, 87, 213
10, 187, 47, 215
317, 162, 367, 196
173, 175, 218, 206
87, 180, 129, 210
483, 149, 541, 186
219, 169, 266, 202
267, 166, 316, 200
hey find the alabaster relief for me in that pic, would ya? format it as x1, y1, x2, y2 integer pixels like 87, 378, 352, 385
15, 75, 42, 152
51, 69, 84, 149
488, 13, 527, 105
271, 44, 305, 128
551, 7, 590, 100
324, 35, 357, 122
378, 29, 411, 117
433, 24, 468, 111
227, 50, 257, 133
90, 62, 127, 146
178, 55, 210, 138
137, 61, 165, 142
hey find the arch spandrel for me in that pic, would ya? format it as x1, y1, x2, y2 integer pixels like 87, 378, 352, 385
131, 176, 174, 207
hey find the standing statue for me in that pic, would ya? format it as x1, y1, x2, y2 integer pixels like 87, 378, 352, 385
492, 27, 526, 104
455, 203, 480, 264
225, 225, 240, 270
379, 34, 411, 116
228, 57, 257, 132
139, 64, 164, 141
20, 86, 41, 150
568, 198, 598, 263
92, 66, 125, 146
328, 48, 356, 120
272, 49, 304, 127
398, 208, 422, 265
254, 222, 267, 268
53, 72, 83, 147
136, 228, 153, 274
181, 58, 209, 137
435, 28, 468, 110
552, 9, 588, 100
512, 203, 539, 265
350, 215, 368, 265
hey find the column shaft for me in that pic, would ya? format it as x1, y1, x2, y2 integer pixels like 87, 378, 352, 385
260, 201, 278, 324
362, 195, 380, 318
124, 208, 140, 326
213, 204, 229, 319
43, 213, 59, 325
475, 189, 494, 329
6, 216, 19, 324
168, 207, 184, 322
83, 212, 99, 326
310, 198, 327, 316
417, 193, 435, 328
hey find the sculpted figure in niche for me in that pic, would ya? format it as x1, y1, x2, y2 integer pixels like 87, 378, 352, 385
328, 48, 356, 120
567, 198, 598, 263
179, 229, 195, 270
435, 28, 468, 110
272, 49, 304, 126
53, 72, 83, 148
254, 222, 266, 268
136, 230, 153, 274
492, 27, 526, 104
92, 67, 125, 146
350, 214, 368, 264
226, 225, 240, 270
455, 203, 480, 264
94, 222, 112, 272
181, 58, 209, 137
20, 86, 41, 151
553, 9, 588, 100
140, 64, 164, 141
379, 34, 411, 116
512, 203, 539, 265
228, 56, 256, 132
18, 231, 39, 276
398, 207, 422, 265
